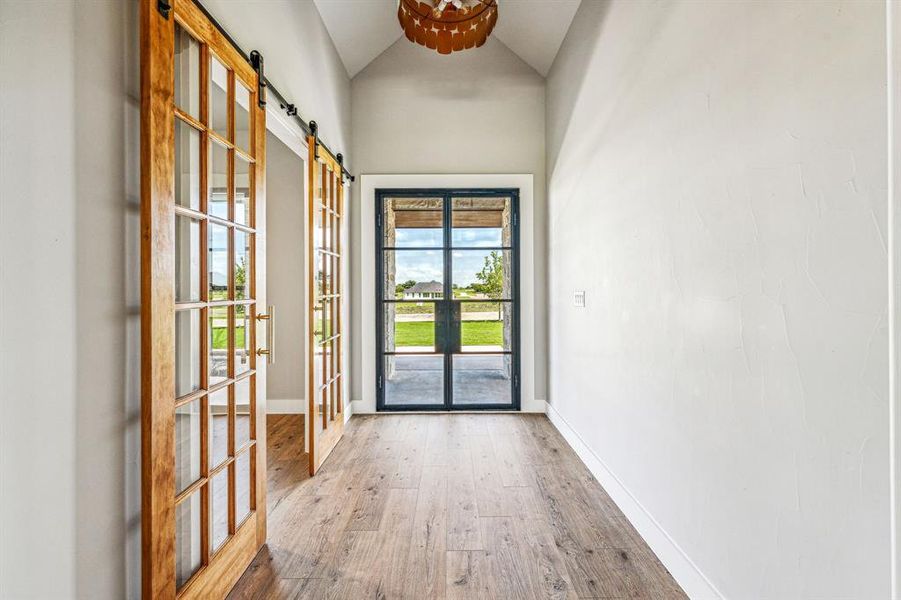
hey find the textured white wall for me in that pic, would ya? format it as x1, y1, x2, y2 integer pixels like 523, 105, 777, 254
546, 1, 889, 597
349, 37, 547, 407
1, 0, 139, 597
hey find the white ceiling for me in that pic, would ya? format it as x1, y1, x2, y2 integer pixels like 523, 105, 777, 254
313, 0, 582, 78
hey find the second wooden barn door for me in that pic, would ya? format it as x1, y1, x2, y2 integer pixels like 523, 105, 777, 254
308, 138, 346, 475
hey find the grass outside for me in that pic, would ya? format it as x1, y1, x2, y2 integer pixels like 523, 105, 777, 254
212, 327, 245, 350
394, 301, 503, 315
394, 320, 502, 347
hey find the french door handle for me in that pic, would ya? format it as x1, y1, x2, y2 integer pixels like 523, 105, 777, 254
256, 305, 275, 365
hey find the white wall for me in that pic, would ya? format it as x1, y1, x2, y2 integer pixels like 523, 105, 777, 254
1, 0, 139, 597
0, 1, 350, 597
546, 1, 889, 598
350, 37, 547, 407
265, 131, 306, 413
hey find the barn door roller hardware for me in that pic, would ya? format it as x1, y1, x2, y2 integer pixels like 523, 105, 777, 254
250, 51, 267, 108
189, 0, 354, 181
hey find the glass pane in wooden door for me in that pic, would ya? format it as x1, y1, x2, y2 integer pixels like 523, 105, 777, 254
174, 120, 201, 210
175, 310, 201, 398
209, 55, 229, 140
175, 491, 202, 588
174, 24, 200, 120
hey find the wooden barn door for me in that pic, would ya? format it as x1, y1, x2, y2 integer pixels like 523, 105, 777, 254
141, 0, 268, 597
308, 138, 346, 474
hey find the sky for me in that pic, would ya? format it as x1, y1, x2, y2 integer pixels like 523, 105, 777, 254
394, 227, 505, 287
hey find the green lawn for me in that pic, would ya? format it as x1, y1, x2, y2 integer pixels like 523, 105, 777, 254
394, 301, 503, 315
394, 320, 502, 347
212, 327, 245, 350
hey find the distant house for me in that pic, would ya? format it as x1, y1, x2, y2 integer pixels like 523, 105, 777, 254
403, 280, 442, 300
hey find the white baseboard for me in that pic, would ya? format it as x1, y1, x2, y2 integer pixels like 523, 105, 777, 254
267, 398, 305, 414
344, 398, 354, 422
348, 399, 546, 414
545, 403, 723, 600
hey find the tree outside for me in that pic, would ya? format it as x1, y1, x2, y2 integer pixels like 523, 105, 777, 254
395, 279, 416, 296
473, 250, 504, 318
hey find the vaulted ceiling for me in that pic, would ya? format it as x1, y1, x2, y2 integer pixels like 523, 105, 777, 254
312, 0, 582, 78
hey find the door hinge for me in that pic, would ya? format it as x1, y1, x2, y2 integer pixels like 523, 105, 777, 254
377, 211, 382, 227
514, 374, 519, 389
157, 0, 171, 19
377, 375, 383, 389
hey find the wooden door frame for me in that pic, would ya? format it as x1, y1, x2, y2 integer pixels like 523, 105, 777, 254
141, 0, 267, 597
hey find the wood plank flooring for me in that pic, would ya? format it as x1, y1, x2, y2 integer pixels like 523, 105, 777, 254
227, 414, 686, 599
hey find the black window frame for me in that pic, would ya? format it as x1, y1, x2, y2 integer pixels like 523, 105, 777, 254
375, 188, 521, 412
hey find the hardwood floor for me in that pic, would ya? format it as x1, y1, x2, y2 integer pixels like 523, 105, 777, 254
228, 414, 687, 599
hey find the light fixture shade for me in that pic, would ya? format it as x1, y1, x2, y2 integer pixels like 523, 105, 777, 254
398, 0, 499, 55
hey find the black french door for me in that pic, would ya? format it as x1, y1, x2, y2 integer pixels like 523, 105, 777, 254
376, 189, 520, 411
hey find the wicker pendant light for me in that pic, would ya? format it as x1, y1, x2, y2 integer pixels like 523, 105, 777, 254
398, 0, 499, 55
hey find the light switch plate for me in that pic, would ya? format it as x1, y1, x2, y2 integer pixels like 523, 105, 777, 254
574, 290, 586, 308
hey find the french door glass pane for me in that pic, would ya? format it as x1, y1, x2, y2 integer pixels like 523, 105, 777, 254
234, 229, 250, 300
385, 302, 436, 353
322, 202, 331, 252
460, 301, 511, 352
321, 298, 332, 342
208, 140, 229, 220
175, 397, 201, 494
312, 343, 324, 422
452, 354, 512, 405
322, 253, 332, 298
174, 119, 200, 210
174, 24, 200, 120
235, 304, 251, 376
451, 249, 512, 300
235, 155, 251, 226
174, 310, 201, 397
384, 250, 444, 299
235, 83, 251, 152
313, 300, 324, 347
235, 376, 251, 447
209, 306, 229, 385
210, 468, 229, 553
209, 55, 229, 139
384, 354, 444, 406
175, 215, 201, 302
383, 197, 443, 247
235, 450, 251, 525
451, 196, 511, 247
208, 223, 229, 300
175, 491, 202, 590
313, 196, 323, 250
323, 340, 332, 394
208, 387, 229, 469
